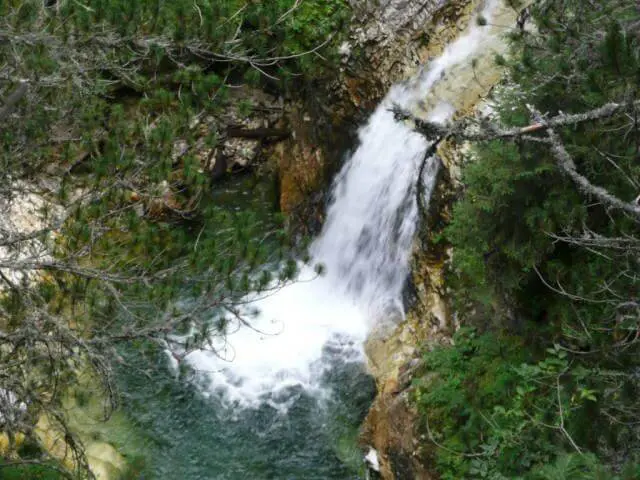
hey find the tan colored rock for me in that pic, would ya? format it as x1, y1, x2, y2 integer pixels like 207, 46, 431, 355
86, 442, 128, 480
0, 432, 25, 456
361, 389, 435, 480
35, 414, 77, 471
340, 0, 476, 112
35, 413, 128, 480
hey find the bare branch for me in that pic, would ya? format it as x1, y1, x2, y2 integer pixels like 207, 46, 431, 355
541, 115, 640, 218
394, 99, 640, 143
394, 101, 640, 217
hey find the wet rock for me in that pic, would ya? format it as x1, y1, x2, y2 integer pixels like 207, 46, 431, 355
340, 0, 476, 110
274, 105, 327, 217
360, 388, 436, 480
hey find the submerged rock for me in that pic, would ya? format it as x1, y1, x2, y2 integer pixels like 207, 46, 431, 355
365, 446, 380, 472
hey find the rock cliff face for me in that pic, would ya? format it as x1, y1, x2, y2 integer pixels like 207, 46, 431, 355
341, 0, 475, 105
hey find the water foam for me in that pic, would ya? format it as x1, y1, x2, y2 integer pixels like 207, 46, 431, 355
186, 0, 506, 409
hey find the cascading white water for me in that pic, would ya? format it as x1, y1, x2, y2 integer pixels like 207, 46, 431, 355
187, 0, 507, 409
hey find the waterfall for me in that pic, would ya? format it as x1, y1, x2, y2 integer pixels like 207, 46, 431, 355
186, 0, 508, 409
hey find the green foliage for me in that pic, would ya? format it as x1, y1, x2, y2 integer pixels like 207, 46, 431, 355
0, 0, 346, 472
415, 331, 640, 479
0, 462, 67, 480
415, 329, 555, 479
414, 329, 526, 478
0, 0, 338, 336
445, 0, 640, 338
530, 453, 640, 480
448, 0, 640, 310
529, 453, 609, 480
415, 1, 640, 478
446, 140, 585, 309
2, 0, 349, 85
276, 0, 350, 75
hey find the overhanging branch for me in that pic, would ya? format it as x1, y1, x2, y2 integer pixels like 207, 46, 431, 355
394, 100, 640, 218
393, 99, 640, 143
544, 122, 640, 217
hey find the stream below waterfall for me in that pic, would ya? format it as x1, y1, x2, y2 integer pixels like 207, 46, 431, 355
98, 2, 516, 478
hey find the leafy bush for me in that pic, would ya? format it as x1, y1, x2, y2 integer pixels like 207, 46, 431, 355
414, 1, 640, 478
415, 330, 640, 479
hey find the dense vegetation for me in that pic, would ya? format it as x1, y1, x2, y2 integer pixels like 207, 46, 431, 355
414, 1, 640, 478
0, 0, 349, 476
6, 0, 640, 478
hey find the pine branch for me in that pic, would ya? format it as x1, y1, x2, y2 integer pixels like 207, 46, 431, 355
530, 106, 640, 219
545, 126, 640, 217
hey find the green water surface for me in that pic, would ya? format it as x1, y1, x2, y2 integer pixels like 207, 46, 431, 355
113, 174, 376, 479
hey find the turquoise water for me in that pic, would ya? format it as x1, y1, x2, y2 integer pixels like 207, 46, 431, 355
112, 173, 376, 479
116, 345, 375, 479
